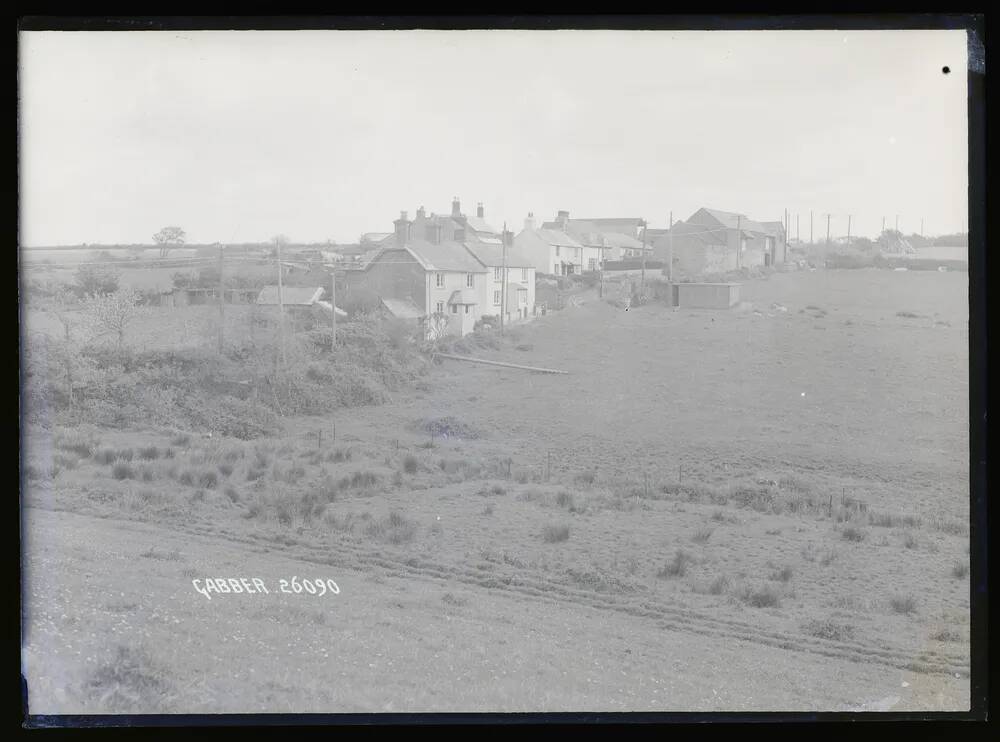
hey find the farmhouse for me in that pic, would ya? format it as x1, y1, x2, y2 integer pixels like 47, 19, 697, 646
344, 211, 488, 337
652, 207, 787, 277
409, 198, 502, 246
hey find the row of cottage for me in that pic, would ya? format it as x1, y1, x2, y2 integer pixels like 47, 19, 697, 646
339, 198, 787, 336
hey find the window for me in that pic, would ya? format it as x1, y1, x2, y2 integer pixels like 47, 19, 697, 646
435, 273, 444, 288
555, 246, 560, 256
451, 304, 458, 314
466, 273, 474, 288
521, 268, 528, 281
494, 267, 503, 281
493, 290, 501, 305
436, 301, 444, 314
464, 305, 470, 315
588, 259, 596, 270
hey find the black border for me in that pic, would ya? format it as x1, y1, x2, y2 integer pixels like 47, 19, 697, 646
16, 12, 990, 730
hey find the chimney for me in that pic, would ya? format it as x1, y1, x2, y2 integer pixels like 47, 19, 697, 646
393, 210, 411, 247
524, 212, 535, 231
431, 223, 443, 245
416, 206, 426, 220
557, 210, 570, 231
477, 202, 484, 218
452, 197, 461, 217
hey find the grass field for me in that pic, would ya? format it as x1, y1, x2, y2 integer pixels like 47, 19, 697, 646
21, 268, 971, 713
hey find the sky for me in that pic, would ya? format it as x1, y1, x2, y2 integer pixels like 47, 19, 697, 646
18, 29, 969, 245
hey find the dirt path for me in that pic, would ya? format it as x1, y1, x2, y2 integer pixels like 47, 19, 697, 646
22, 507, 969, 714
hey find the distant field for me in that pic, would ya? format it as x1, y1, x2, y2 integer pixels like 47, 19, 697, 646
22, 268, 971, 712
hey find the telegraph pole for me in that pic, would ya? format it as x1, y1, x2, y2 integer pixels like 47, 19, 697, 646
640, 219, 648, 293
796, 213, 800, 242
810, 210, 814, 245
500, 223, 508, 337
895, 215, 899, 233
736, 214, 742, 268
276, 238, 286, 367
330, 269, 337, 352
847, 215, 852, 248
217, 243, 225, 353
920, 218, 924, 237
668, 210, 674, 284
826, 214, 831, 246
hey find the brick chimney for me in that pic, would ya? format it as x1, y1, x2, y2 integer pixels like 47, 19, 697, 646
393, 210, 411, 247
524, 212, 535, 231
416, 206, 426, 220
477, 202, 484, 218
556, 210, 570, 231
452, 197, 461, 217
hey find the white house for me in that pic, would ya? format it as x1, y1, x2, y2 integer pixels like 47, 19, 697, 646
463, 241, 536, 324
514, 214, 587, 276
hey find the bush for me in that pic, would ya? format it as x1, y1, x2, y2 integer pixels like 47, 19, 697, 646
841, 525, 866, 542
658, 549, 692, 578
74, 263, 120, 296
112, 461, 136, 480
542, 523, 570, 543
740, 584, 781, 608
951, 561, 969, 579
890, 595, 917, 614
402, 455, 418, 474
802, 618, 856, 641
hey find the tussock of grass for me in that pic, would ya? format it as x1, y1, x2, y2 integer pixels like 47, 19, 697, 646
542, 523, 570, 543
841, 525, 867, 542
930, 627, 963, 643
364, 511, 417, 544
139, 547, 182, 561
692, 526, 713, 543
574, 471, 596, 487
170, 433, 191, 446
442, 592, 468, 606
890, 595, 918, 615
555, 491, 574, 509
902, 531, 920, 550
951, 561, 969, 579
112, 461, 136, 480
327, 448, 352, 463
402, 455, 418, 474
739, 583, 782, 608
658, 549, 692, 578
272, 464, 306, 485
802, 618, 856, 642
708, 575, 730, 595
93, 447, 118, 465
138, 446, 161, 461
778, 475, 813, 494
224, 485, 240, 503
82, 644, 176, 713
56, 431, 98, 458
770, 565, 794, 582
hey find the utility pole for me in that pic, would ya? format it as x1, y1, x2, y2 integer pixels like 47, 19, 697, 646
847, 215, 852, 248
920, 218, 924, 237
796, 213, 800, 242
330, 269, 337, 352
810, 210, 814, 245
276, 237, 286, 368
895, 215, 899, 233
736, 214, 742, 269
826, 214, 831, 246
500, 223, 508, 337
668, 210, 674, 285
217, 243, 225, 353
640, 219, 647, 293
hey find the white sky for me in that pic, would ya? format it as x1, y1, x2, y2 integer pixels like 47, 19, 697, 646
18, 29, 968, 245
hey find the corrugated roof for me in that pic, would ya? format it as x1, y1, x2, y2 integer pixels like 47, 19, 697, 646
406, 240, 487, 273
381, 297, 425, 319
463, 242, 534, 268
447, 289, 479, 305
694, 207, 772, 236
256, 286, 324, 306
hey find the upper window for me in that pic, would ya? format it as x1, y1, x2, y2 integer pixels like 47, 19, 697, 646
494, 267, 503, 281
435, 273, 445, 288
555, 246, 560, 256
436, 301, 444, 314
466, 273, 474, 288
493, 290, 501, 305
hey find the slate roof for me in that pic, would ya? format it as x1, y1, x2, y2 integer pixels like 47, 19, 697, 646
524, 228, 585, 249
463, 241, 534, 269
693, 208, 773, 236
381, 297, 425, 319
465, 214, 499, 235
406, 240, 487, 273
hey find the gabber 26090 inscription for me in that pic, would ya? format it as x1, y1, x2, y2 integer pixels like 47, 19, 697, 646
192, 577, 341, 600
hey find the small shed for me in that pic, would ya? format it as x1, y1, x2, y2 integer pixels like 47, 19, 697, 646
677, 282, 741, 309
256, 286, 325, 306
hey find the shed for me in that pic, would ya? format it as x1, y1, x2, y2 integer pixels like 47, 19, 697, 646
677, 282, 741, 309
256, 286, 325, 306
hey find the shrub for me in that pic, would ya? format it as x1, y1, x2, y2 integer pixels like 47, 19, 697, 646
197, 470, 219, 489
56, 431, 97, 458
112, 461, 136, 480
93, 447, 118, 465
658, 549, 692, 578
402, 455, 418, 474
692, 527, 713, 543
951, 561, 969, 579
555, 491, 574, 509
542, 523, 570, 543
890, 595, 917, 615
82, 644, 175, 713
708, 575, 730, 595
802, 618, 856, 642
841, 525, 866, 542
171, 433, 191, 446
930, 627, 963, 642
224, 485, 240, 503
364, 511, 417, 545
770, 565, 794, 582
740, 584, 781, 608
218, 462, 234, 477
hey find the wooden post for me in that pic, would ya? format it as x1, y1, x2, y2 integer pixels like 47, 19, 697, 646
810, 210, 814, 245
640, 219, 647, 294
668, 210, 674, 287
276, 239, 286, 368
500, 224, 508, 337
217, 243, 225, 353
736, 215, 742, 269
826, 214, 831, 246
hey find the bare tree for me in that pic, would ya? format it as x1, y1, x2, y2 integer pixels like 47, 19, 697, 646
153, 226, 186, 258
82, 287, 145, 351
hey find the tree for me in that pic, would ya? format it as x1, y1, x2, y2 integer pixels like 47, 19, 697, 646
153, 226, 186, 258
83, 287, 144, 351
74, 262, 120, 297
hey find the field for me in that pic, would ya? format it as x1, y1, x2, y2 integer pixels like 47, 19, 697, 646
21, 268, 971, 713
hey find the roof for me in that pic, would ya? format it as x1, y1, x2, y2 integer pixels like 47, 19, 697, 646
447, 289, 479, 305
406, 240, 487, 273
507, 282, 528, 291
463, 241, 534, 268
661, 220, 727, 246
381, 297, 425, 319
256, 286, 324, 306
691, 207, 773, 236
601, 231, 646, 249
360, 232, 393, 244
465, 214, 499, 235
521, 228, 584, 249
